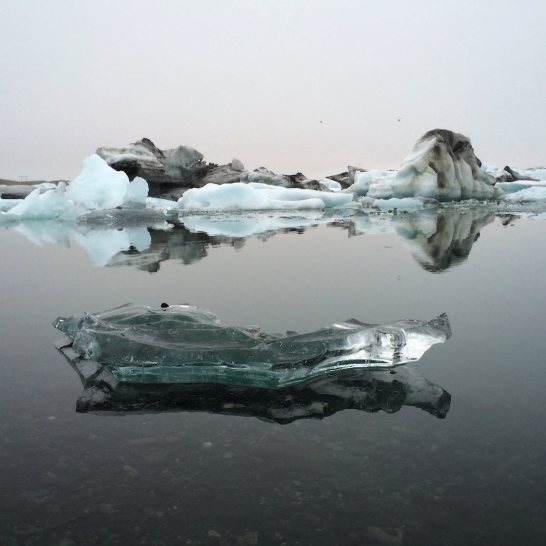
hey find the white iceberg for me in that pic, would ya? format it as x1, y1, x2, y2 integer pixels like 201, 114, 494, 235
346, 130, 505, 204
0, 155, 151, 223
178, 182, 354, 212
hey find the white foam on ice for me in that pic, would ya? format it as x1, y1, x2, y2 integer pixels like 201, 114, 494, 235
178, 182, 354, 212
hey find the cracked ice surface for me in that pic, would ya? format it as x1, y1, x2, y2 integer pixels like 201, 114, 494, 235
54, 304, 451, 388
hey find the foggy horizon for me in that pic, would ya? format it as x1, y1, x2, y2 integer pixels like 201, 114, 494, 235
1, 0, 545, 181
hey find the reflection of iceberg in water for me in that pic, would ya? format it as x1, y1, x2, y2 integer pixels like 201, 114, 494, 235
9, 220, 168, 267
6, 206, 506, 272
54, 304, 451, 389
392, 208, 495, 272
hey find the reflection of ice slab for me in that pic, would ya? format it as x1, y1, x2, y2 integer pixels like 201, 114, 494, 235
54, 304, 451, 389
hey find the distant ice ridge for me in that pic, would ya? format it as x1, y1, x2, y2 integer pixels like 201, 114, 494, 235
54, 304, 451, 388
178, 182, 354, 212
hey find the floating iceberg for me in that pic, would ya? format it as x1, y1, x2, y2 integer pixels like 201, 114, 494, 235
54, 304, 451, 389
345, 130, 507, 205
178, 182, 354, 212
0, 155, 151, 223
58, 342, 451, 419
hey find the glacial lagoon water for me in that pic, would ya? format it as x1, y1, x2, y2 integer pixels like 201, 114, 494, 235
1, 207, 546, 545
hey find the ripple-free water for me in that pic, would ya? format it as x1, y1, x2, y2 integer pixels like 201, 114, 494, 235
1, 210, 545, 545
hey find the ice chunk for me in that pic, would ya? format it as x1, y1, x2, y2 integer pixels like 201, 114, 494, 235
66, 154, 148, 209
7, 183, 80, 221
0, 199, 23, 213
59, 344, 451, 419
178, 182, 354, 212
54, 304, 451, 388
504, 186, 546, 203
347, 170, 397, 197
0, 155, 151, 223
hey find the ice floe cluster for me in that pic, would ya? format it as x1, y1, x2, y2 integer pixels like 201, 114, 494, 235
1, 129, 546, 224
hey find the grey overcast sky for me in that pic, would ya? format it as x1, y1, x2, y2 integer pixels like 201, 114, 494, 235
1, 0, 545, 180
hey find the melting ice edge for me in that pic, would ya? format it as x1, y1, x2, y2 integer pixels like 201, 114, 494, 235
54, 304, 451, 419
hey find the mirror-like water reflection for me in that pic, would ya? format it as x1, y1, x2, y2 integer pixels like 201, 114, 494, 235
4, 205, 542, 273
1, 209, 546, 545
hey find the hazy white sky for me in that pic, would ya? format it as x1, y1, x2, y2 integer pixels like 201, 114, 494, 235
1, 0, 545, 180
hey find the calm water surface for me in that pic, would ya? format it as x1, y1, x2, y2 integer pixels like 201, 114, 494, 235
1, 209, 545, 545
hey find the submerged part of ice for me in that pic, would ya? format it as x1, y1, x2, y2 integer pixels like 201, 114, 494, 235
178, 182, 354, 212
0, 155, 150, 223
58, 339, 450, 419
53, 304, 451, 388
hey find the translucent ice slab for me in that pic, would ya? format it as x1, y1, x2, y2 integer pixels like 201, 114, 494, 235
57, 341, 451, 420
54, 304, 450, 388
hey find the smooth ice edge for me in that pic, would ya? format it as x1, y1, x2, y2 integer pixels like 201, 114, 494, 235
53, 304, 451, 389
177, 182, 354, 212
